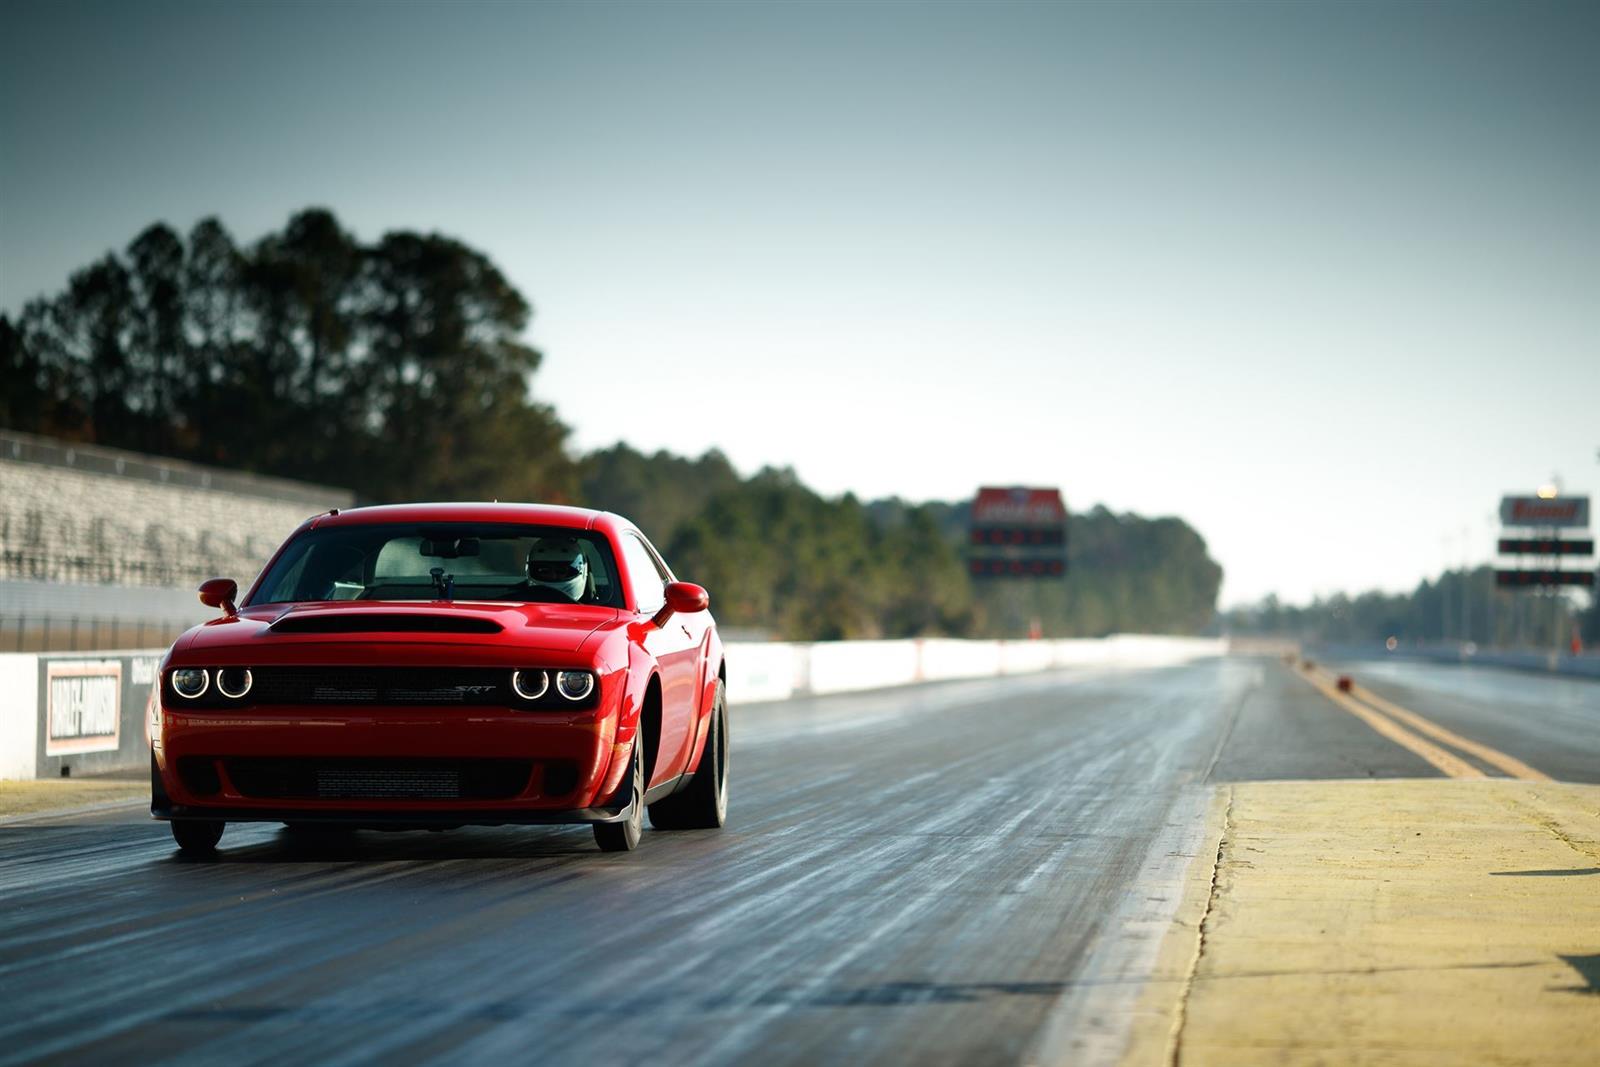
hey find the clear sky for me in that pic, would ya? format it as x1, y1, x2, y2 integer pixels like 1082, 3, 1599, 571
3, 0, 1596, 605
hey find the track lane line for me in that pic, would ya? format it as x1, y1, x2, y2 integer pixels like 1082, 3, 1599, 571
1293, 667, 1484, 779
1344, 681, 1552, 783
1302, 664, 1551, 781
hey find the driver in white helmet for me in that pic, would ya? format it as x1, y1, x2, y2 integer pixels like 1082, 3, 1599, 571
523, 537, 590, 603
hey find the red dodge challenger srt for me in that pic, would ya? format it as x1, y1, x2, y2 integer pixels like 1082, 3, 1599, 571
150, 503, 728, 854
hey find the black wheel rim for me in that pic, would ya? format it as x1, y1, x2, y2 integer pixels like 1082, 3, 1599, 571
629, 744, 644, 834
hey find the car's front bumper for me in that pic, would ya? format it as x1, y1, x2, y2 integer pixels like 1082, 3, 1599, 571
152, 702, 627, 823
151, 785, 635, 827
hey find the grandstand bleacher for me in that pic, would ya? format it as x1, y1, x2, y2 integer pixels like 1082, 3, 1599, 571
0, 431, 353, 651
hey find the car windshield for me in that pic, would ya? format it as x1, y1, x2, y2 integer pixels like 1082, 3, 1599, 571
248, 523, 622, 607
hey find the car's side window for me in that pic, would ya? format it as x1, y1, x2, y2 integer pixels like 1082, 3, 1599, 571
636, 535, 675, 583
620, 533, 668, 614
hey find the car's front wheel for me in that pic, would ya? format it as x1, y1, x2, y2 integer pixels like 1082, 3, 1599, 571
171, 819, 224, 855
593, 740, 644, 852
649, 680, 728, 830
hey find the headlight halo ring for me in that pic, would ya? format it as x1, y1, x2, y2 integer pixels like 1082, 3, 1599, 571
216, 667, 253, 700
511, 668, 550, 701
555, 670, 595, 702
171, 668, 210, 699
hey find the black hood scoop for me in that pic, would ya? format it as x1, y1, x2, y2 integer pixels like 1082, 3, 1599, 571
269, 613, 503, 635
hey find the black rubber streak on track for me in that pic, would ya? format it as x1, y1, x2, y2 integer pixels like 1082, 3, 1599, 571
1, 658, 1584, 1065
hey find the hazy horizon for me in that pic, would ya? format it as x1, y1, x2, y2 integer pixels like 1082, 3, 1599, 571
4, 0, 1596, 607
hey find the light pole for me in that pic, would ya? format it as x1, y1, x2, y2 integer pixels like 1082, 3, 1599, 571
1439, 533, 1451, 644
1485, 511, 1499, 647
1537, 480, 1562, 653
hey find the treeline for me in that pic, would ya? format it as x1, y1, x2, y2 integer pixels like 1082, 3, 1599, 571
580, 451, 977, 639
2, 208, 1223, 640
0, 209, 573, 502
1224, 566, 1600, 649
578, 448, 1222, 639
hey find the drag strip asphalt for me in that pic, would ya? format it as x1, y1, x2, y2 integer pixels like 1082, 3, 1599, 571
1, 657, 1592, 1065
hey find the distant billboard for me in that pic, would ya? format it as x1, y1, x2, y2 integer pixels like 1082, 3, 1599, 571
1499, 495, 1589, 528
968, 487, 1067, 580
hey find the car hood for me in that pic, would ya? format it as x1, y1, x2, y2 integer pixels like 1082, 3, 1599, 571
177, 601, 620, 658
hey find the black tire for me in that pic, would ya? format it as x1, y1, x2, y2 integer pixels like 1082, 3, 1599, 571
593, 739, 644, 852
648, 680, 729, 830
171, 819, 224, 855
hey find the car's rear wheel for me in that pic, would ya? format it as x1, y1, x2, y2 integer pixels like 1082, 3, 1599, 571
649, 680, 728, 830
171, 819, 224, 855
593, 740, 644, 852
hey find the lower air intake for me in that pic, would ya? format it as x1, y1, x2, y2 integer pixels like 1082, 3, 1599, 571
225, 758, 532, 800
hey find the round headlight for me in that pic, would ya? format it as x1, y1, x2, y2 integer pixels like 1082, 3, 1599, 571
216, 667, 252, 699
555, 671, 594, 701
511, 669, 549, 700
171, 668, 209, 699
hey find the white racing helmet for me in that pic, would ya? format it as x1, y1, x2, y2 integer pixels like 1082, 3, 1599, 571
526, 537, 588, 602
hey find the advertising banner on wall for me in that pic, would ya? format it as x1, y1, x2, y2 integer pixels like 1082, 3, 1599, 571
33, 651, 163, 777
44, 660, 122, 756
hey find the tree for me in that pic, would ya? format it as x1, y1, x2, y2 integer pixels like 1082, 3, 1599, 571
579, 444, 741, 542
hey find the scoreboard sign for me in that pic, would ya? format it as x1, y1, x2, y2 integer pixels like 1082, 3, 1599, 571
1497, 538, 1594, 556
1499, 495, 1589, 528
969, 487, 1067, 580
1494, 492, 1594, 591
1494, 569, 1595, 588
970, 558, 1065, 578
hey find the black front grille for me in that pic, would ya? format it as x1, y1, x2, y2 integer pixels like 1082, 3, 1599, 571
250, 667, 509, 706
225, 758, 533, 800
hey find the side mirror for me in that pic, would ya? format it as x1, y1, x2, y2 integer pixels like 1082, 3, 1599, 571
198, 578, 238, 617
652, 582, 709, 627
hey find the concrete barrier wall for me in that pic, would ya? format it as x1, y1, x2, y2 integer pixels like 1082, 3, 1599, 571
807, 640, 923, 695
723, 642, 802, 703
918, 639, 1002, 681
0, 635, 1226, 780
724, 634, 1226, 703
0, 655, 39, 780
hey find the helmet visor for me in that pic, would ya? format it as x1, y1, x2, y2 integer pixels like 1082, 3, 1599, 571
529, 560, 582, 583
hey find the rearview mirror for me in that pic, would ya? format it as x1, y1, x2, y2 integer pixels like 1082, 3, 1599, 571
198, 578, 238, 617
420, 537, 480, 559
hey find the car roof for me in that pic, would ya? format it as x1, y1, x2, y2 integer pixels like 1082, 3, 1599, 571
306, 502, 627, 533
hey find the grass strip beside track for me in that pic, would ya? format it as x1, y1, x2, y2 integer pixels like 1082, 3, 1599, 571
0, 778, 147, 819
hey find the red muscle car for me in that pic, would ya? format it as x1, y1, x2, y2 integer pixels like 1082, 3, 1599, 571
151, 503, 728, 854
